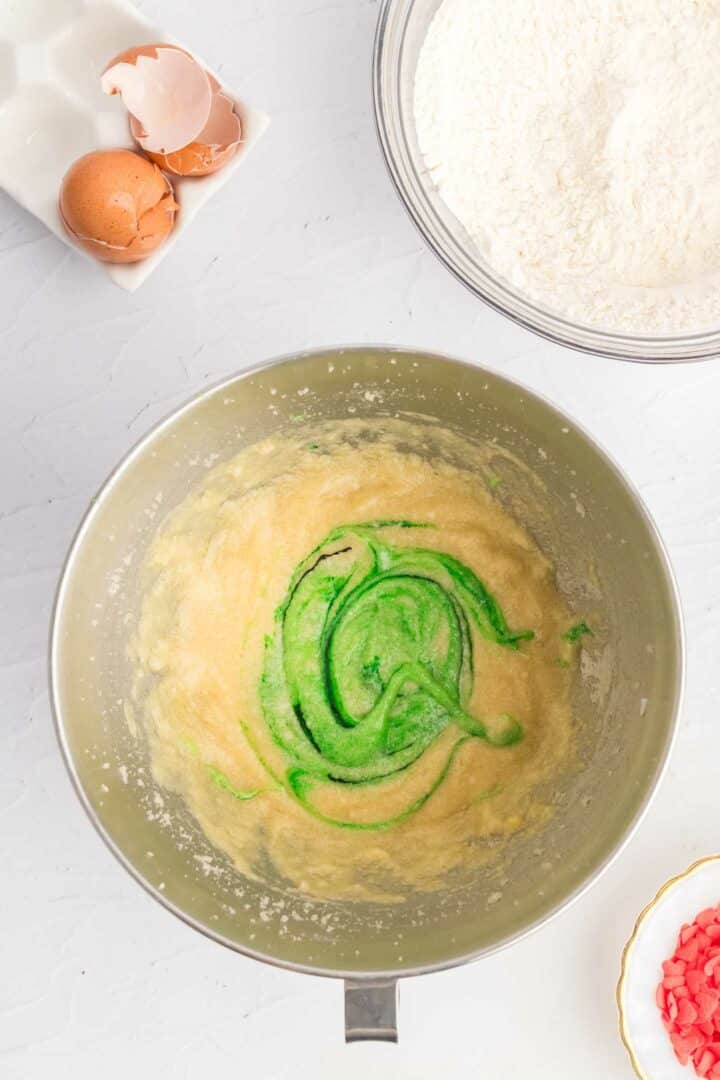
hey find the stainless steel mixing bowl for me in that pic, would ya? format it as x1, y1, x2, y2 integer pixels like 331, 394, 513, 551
50, 347, 684, 1040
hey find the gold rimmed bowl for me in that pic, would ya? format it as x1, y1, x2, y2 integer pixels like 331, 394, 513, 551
619, 857, 720, 1079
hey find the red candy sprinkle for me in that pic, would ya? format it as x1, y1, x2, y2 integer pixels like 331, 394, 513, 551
658, 904, 720, 1077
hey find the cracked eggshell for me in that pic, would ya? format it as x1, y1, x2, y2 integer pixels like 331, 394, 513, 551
59, 149, 178, 264
132, 92, 242, 177
104, 43, 243, 177
101, 44, 212, 155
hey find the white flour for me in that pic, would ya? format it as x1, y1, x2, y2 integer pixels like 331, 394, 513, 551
414, 0, 720, 334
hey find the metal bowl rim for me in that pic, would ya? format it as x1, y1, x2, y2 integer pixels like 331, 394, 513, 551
49, 343, 686, 981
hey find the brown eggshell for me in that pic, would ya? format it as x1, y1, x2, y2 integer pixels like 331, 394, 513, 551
132, 91, 242, 177
59, 149, 178, 264
142, 140, 239, 177
103, 42, 240, 174
103, 43, 221, 92
102, 44, 216, 155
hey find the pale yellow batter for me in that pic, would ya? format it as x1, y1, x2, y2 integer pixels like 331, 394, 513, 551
131, 420, 577, 902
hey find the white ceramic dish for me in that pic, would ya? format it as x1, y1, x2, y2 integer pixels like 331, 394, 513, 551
0, 0, 269, 291
619, 857, 720, 1079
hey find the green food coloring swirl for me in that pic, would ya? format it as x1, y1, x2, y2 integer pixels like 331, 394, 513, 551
257, 522, 534, 830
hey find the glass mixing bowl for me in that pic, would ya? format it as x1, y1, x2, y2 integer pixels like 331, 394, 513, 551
372, 0, 720, 363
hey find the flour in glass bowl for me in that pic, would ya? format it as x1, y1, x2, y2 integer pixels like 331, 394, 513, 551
414, 0, 720, 334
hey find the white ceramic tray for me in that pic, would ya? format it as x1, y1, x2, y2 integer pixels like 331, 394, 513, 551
0, 0, 269, 290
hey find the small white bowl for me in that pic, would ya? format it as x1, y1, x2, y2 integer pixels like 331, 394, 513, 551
618, 857, 720, 1079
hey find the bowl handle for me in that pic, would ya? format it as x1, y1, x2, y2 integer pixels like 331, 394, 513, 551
344, 978, 399, 1043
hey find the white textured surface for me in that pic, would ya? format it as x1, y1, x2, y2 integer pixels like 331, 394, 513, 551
0, 0, 268, 291
1, 0, 720, 1076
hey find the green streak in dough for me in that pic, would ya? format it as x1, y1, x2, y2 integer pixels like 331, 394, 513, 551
254, 521, 534, 830
285, 736, 473, 832
473, 782, 505, 805
207, 766, 261, 802
562, 622, 593, 643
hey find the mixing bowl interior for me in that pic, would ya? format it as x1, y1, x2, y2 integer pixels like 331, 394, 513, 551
373, 0, 720, 362
51, 348, 682, 976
